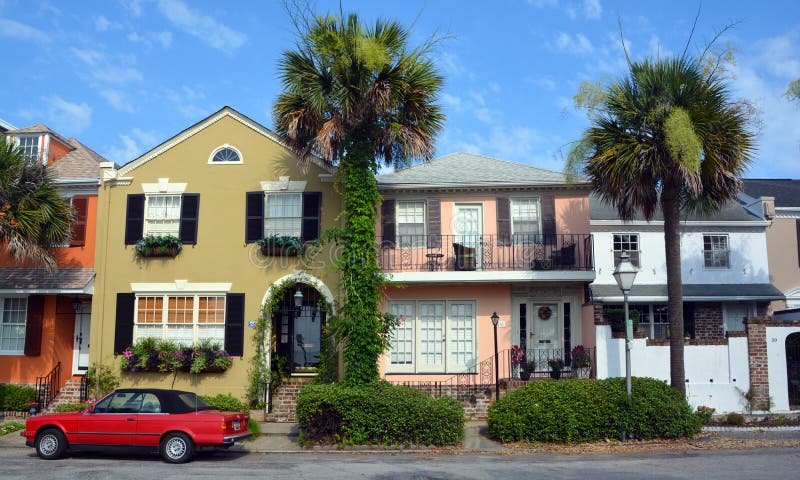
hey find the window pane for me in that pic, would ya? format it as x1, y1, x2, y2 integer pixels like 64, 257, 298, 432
145, 195, 181, 236
511, 199, 540, 241
198, 324, 225, 344
167, 296, 194, 323
198, 296, 225, 324
448, 302, 474, 367
212, 147, 240, 163
703, 235, 729, 268
136, 297, 163, 324
166, 324, 193, 346
389, 303, 414, 365
0, 298, 28, 353
397, 201, 425, 247
265, 193, 302, 237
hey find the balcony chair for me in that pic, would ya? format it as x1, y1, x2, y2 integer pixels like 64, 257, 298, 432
452, 243, 476, 271
550, 243, 576, 269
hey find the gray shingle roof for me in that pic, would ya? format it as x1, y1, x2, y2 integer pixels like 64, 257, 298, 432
377, 152, 581, 189
741, 179, 800, 208
0, 267, 95, 291
590, 193, 759, 222
8, 124, 104, 180
590, 283, 784, 301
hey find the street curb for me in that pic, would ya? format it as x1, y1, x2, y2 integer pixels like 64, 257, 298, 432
703, 425, 800, 432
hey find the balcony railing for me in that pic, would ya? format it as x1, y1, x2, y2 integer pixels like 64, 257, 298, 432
378, 233, 593, 272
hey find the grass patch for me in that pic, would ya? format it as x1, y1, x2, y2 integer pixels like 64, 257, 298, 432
0, 422, 24, 436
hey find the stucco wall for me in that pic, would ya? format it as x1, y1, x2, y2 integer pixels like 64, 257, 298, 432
596, 325, 751, 413
765, 217, 799, 310
89, 114, 343, 398
766, 325, 800, 412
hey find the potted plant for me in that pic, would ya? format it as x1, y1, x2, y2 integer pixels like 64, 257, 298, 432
510, 344, 525, 379
570, 345, 591, 378
121, 337, 159, 372
547, 358, 565, 380
520, 360, 535, 381
134, 235, 182, 258
257, 234, 302, 256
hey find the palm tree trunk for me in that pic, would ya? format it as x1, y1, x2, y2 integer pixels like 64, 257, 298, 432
661, 179, 686, 394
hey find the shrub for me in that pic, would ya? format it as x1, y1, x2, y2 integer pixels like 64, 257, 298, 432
725, 412, 745, 426
296, 382, 465, 446
604, 307, 641, 333
695, 405, 715, 425
0, 384, 36, 411
200, 393, 248, 412
0, 422, 24, 436
86, 364, 119, 398
53, 403, 87, 413
487, 377, 701, 443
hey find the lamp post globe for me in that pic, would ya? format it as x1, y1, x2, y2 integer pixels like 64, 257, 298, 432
612, 251, 638, 397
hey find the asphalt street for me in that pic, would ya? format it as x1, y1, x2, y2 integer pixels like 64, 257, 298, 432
1, 447, 799, 480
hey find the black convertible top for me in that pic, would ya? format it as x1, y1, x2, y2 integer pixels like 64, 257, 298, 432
104, 389, 214, 414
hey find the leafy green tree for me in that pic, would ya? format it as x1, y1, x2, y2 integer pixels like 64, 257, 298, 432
0, 141, 73, 271
569, 55, 754, 394
273, 11, 444, 384
785, 78, 800, 103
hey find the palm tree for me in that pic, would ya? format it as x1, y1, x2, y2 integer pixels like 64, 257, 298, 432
273, 12, 444, 384
0, 141, 73, 271
569, 56, 754, 394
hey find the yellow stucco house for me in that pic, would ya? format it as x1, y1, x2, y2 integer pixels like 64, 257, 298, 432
89, 107, 341, 399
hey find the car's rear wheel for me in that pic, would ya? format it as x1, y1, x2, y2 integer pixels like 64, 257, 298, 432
35, 428, 66, 460
160, 432, 194, 463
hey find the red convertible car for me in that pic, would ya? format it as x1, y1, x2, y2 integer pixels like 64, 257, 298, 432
23, 388, 252, 463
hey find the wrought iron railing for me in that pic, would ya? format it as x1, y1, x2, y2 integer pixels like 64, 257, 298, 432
79, 375, 89, 402
388, 347, 595, 399
35, 361, 61, 412
378, 234, 593, 272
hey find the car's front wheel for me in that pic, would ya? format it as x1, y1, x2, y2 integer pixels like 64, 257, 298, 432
160, 432, 194, 463
35, 428, 66, 460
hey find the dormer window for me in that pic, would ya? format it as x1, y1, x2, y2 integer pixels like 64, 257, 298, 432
17, 135, 40, 164
209, 145, 243, 164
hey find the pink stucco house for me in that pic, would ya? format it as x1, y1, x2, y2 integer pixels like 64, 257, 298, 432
376, 152, 595, 389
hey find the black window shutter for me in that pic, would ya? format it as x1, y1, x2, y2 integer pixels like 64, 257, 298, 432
225, 293, 245, 356
496, 197, 511, 246
179, 193, 200, 245
563, 302, 571, 360
245, 192, 264, 243
301, 192, 322, 242
124, 194, 145, 245
381, 199, 396, 248
23, 295, 44, 356
541, 194, 557, 244
70, 196, 89, 247
427, 199, 441, 248
114, 293, 136, 355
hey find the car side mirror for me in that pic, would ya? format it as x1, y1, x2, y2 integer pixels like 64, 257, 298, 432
85, 404, 95, 414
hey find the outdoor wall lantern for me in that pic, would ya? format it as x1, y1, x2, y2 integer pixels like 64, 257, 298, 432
490, 312, 500, 401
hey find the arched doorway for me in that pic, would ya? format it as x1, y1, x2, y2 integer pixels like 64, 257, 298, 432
787, 333, 800, 409
273, 283, 326, 375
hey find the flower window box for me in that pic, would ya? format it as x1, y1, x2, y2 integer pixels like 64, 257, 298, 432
257, 235, 303, 257
134, 235, 182, 258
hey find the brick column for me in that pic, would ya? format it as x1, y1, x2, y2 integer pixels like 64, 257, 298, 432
745, 317, 770, 409
694, 303, 724, 340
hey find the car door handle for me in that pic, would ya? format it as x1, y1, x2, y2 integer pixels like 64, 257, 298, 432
127, 418, 136, 422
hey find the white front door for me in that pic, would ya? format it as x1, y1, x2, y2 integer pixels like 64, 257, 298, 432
72, 301, 91, 375
530, 304, 559, 371
453, 204, 483, 269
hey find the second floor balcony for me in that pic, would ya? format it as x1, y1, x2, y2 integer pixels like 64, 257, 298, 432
378, 234, 594, 273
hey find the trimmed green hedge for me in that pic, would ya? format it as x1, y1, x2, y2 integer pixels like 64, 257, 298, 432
53, 403, 87, 413
296, 382, 464, 446
200, 393, 248, 412
0, 384, 36, 411
488, 377, 701, 443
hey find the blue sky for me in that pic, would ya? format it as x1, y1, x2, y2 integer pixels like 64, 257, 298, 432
1, 0, 798, 178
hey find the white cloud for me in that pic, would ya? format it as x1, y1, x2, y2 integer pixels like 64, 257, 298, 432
92, 66, 143, 85
164, 85, 209, 118
71, 47, 104, 67
120, 0, 143, 17
551, 32, 594, 54
0, 18, 50, 43
438, 125, 561, 170
100, 90, 136, 113
583, 0, 602, 20
156, 31, 172, 47
440, 93, 464, 112
42, 96, 92, 134
128, 30, 173, 49
105, 128, 158, 165
438, 51, 466, 77
528, 0, 558, 7
94, 15, 121, 31
157, 0, 246, 52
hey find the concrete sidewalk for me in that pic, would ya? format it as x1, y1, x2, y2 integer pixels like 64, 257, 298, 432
3, 420, 799, 454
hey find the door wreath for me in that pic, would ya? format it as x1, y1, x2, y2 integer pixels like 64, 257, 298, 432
538, 306, 552, 320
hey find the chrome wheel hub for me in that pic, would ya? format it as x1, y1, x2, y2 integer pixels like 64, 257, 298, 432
39, 434, 58, 456
166, 437, 187, 459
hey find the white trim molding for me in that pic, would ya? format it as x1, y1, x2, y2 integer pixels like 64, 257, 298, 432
130, 281, 233, 293
386, 270, 596, 284
261, 271, 335, 309
141, 178, 188, 194
591, 220, 771, 227
260, 176, 307, 193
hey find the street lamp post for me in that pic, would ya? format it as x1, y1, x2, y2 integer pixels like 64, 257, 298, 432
613, 251, 638, 396
491, 312, 500, 401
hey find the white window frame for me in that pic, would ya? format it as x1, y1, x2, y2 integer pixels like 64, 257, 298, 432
208, 144, 244, 165
16, 135, 40, 164
143, 194, 182, 237
264, 192, 302, 238
133, 293, 226, 346
396, 200, 426, 248
510, 197, 541, 244
703, 234, 730, 269
386, 299, 476, 374
612, 233, 641, 267
0, 297, 28, 355
386, 301, 415, 373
